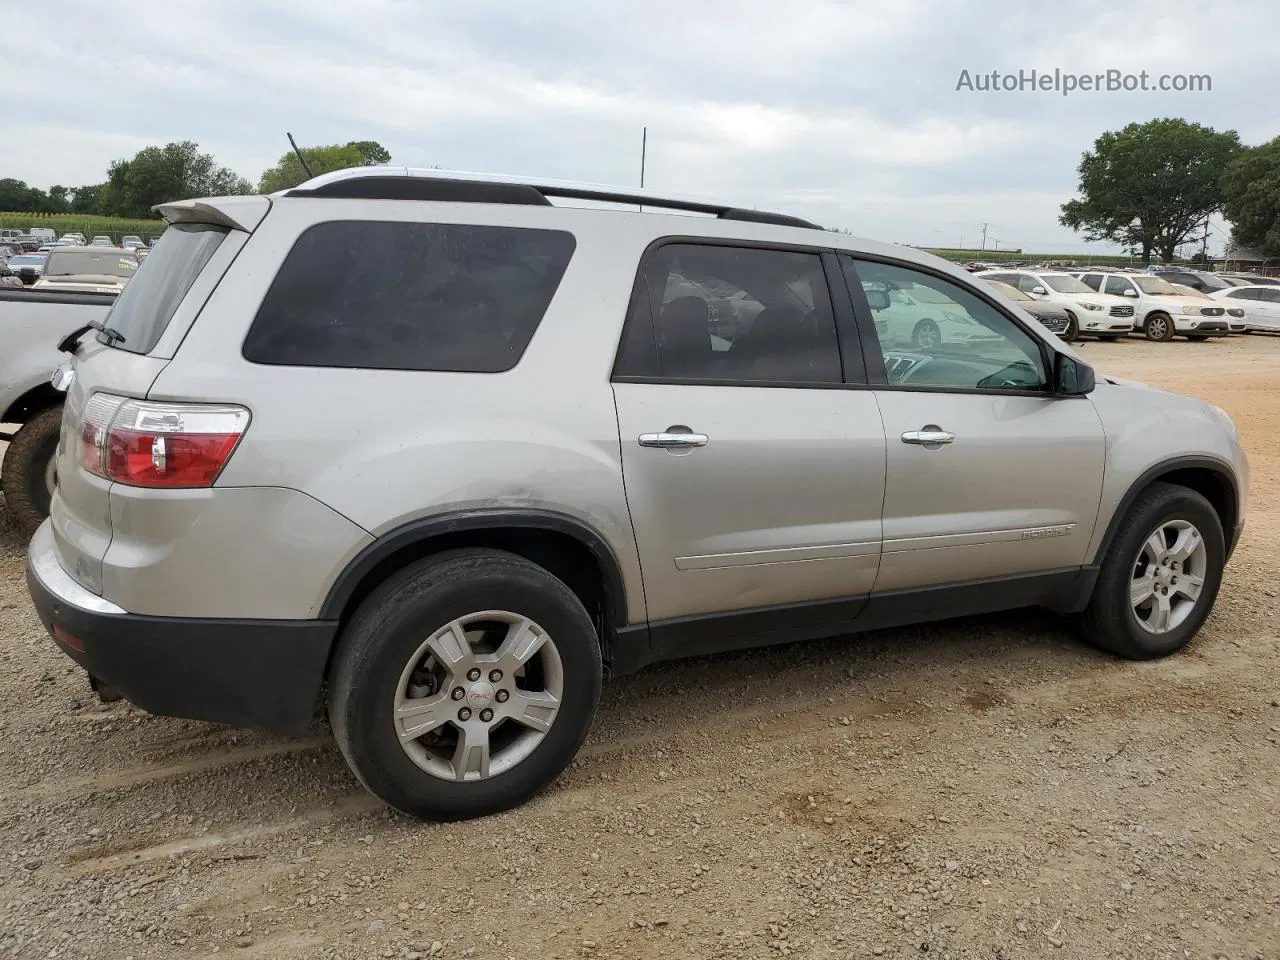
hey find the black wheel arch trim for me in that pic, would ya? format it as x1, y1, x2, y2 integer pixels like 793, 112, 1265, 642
318, 508, 632, 627
1092, 455, 1241, 566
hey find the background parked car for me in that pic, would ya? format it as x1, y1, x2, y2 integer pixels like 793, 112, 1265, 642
8, 253, 47, 283
981, 279, 1071, 338
0, 263, 22, 288
1152, 269, 1237, 294
1169, 283, 1247, 332
975, 269, 1134, 340
863, 278, 1007, 349
1078, 271, 1229, 341
32, 247, 139, 294
1220, 273, 1280, 287
1209, 285, 1280, 332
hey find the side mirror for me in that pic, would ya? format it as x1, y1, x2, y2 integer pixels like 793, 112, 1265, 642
1123, 288, 1138, 297
1031, 286, 1047, 296
864, 289, 890, 311
1053, 352, 1095, 396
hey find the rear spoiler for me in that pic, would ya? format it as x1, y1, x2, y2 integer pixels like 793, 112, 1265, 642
152, 195, 271, 233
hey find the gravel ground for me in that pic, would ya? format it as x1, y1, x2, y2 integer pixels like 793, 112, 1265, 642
1, 335, 1278, 960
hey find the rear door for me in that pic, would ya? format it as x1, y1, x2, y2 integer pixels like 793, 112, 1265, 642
841, 257, 1105, 594
611, 242, 886, 645
52, 220, 245, 595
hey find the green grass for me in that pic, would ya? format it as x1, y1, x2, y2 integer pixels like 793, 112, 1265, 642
0, 212, 166, 242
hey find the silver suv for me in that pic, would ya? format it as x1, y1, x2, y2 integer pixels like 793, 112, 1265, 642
26, 169, 1248, 820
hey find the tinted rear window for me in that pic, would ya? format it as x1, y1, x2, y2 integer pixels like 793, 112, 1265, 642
242, 221, 576, 372
100, 223, 229, 354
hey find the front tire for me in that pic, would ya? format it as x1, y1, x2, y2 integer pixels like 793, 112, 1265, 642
1062, 310, 1080, 342
1144, 312, 1175, 342
911, 319, 941, 350
328, 549, 603, 820
1, 406, 62, 535
1080, 482, 1224, 660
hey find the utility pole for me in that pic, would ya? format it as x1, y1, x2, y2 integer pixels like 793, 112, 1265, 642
640, 127, 647, 189
1202, 217, 1209, 262
978, 222, 990, 251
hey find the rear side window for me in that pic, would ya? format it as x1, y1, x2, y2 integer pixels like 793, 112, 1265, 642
100, 223, 228, 354
242, 221, 576, 372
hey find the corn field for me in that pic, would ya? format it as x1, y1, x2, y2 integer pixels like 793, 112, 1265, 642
0, 212, 166, 243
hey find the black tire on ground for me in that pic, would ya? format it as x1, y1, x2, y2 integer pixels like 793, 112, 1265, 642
1, 406, 62, 534
328, 548, 603, 821
1080, 482, 1224, 660
1144, 312, 1175, 342
1062, 310, 1080, 342
911, 319, 941, 350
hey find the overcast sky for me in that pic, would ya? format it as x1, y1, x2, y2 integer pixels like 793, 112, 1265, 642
4, 0, 1276, 253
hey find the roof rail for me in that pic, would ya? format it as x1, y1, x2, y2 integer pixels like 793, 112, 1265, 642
284, 166, 823, 230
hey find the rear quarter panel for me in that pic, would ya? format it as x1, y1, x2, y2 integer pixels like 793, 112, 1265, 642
145, 201, 654, 624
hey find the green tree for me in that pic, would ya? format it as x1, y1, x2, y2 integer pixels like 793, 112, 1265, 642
70, 183, 106, 214
257, 140, 391, 193
0, 178, 49, 212
1221, 136, 1280, 258
104, 141, 252, 217
45, 185, 70, 213
1060, 118, 1241, 264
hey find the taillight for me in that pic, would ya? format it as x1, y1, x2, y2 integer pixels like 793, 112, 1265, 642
76, 393, 249, 488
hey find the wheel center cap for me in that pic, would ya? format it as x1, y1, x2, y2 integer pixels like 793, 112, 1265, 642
1155, 567, 1173, 586
466, 681, 495, 709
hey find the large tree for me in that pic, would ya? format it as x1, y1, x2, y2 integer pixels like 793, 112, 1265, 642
1060, 118, 1241, 264
1221, 136, 1280, 259
70, 184, 106, 214
257, 140, 391, 193
103, 141, 252, 217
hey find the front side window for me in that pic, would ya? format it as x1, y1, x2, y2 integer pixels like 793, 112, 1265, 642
845, 259, 1046, 392
243, 221, 575, 372
1134, 276, 1180, 295
613, 243, 843, 385
1015, 274, 1042, 294
1080, 274, 1103, 291
1104, 276, 1135, 297
1041, 274, 1094, 294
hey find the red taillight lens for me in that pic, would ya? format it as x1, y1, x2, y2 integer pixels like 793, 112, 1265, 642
74, 393, 249, 488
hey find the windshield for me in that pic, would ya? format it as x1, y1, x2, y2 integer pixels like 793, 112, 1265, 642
43, 249, 138, 278
1134, 276, 1180, 295
100, 222, 228, 354
1040, 274, 1093, 294
983, 280, 1030, 301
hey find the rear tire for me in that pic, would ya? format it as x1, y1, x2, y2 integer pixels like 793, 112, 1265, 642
1080, 482, 1224, 660
328, 548, 603, 820
1, 406, 62, 535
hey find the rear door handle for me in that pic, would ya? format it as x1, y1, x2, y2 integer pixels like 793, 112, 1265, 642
901, 427, 955, 445
638, 432, 709, 449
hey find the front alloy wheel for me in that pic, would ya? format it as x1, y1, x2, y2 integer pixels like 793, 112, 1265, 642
1129, 519, 1207, 635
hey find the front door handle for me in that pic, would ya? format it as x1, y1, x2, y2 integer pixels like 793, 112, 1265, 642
638, 431, 709, 449
901, 426, 955, 445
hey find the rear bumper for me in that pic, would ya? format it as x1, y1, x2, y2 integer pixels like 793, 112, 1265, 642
25, 521, 336, 735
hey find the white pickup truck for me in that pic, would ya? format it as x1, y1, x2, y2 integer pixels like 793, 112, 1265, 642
1, 290, 114, 530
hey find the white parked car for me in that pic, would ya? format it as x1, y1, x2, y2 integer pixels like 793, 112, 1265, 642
1169, 283, 1246, 333
1208, 285, 1280, 333
89, 236, 114, 247
975, 270, 1134, 341
1077, 272, 1230, 341
31, 247, 139, 295
863, 278, 1006, 349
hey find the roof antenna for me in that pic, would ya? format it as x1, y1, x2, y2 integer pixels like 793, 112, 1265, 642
287, 132, 314, 179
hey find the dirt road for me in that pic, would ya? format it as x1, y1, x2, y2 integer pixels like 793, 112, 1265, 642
1, 336, 1277, 960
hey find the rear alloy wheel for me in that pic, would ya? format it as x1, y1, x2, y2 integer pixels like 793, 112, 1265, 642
1, 406, 62, 534
1080, 482, 1224, 660
328, 549, 602, 820
911, 318, 941, 350
1144, 312, 1174, 342
1062, 310, 1080, 342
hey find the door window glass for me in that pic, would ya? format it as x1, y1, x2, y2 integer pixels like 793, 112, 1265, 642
614, 244, 843, 384
1104, 276, 1134, 297
844, 259, 1047, 391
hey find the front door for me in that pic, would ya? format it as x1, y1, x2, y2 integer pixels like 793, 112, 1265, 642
611, 242, 886, 636
843, 257, 1106, 593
